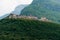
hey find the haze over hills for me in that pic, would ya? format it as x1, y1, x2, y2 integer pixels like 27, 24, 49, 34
12, 4, 28, 15
0, 4, 29, 19
0, 0, 33, 19
0, 14, 9, 19
1, 0, 60, 23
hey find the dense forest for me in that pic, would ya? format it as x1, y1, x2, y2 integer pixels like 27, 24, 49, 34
0, 18, 60, 40
21, 0, 60, 23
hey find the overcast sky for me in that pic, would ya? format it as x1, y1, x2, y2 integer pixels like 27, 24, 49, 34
0, 0, 33, 16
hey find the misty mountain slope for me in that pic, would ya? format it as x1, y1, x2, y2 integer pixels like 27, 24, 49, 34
12, 4, 28, 15
0, 14, 9, 19
20, 0, 60, 23
0, 4, 28, 19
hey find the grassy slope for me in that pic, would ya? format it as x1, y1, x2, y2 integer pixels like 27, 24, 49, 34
0, 19, 60, 40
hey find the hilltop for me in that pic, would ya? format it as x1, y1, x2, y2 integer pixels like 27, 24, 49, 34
0, 18, 60, 40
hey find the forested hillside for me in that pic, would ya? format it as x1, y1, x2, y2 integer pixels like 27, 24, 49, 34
0, 19, 60, 40
21, 0, 60, 23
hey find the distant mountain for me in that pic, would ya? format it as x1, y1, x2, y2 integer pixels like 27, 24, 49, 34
20, 0, 60, 23
0, 14, 9, 19
0, 4, 28, 19
12, 4, 28, 15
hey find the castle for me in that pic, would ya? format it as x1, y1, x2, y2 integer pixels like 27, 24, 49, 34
8, 14, 50, 22
39, 17, 49, 21
8, 14, 38, 20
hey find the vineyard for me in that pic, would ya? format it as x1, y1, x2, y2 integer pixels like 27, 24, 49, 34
0, 19, 60, 40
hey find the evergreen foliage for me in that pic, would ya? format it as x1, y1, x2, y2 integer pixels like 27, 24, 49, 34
0, 19, 60, 40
